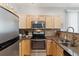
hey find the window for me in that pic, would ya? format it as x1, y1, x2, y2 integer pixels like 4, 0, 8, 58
65, 10, 79, 33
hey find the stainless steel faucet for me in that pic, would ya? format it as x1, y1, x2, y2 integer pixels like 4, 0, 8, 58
67, 27, 74, 33
67, 27, 77, 47
65, 27, 74, 40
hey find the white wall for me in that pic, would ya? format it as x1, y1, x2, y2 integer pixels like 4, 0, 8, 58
0, 7, 19, 55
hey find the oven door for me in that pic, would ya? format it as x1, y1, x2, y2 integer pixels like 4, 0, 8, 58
31, 39, 45, 50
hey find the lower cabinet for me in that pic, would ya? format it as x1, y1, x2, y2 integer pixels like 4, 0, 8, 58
46, 39, 53, 56
19, 38, 31, 56
46, 39, 64, 56
52, 40, 57, 56
56, 44, 64, 56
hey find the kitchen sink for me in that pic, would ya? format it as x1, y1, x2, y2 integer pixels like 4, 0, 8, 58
58, 38, 79, 47
61, 43, 70, 46
59, 38, 71, 43
59, 39, 72, 47
60, 40, 79, 47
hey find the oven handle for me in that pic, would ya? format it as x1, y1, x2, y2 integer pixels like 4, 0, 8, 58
31, 39, 45, 41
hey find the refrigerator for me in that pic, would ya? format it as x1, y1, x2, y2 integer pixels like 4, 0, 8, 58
0, 6, 19, 56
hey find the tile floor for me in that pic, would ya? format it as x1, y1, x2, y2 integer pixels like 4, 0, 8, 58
31, 50, 46, 56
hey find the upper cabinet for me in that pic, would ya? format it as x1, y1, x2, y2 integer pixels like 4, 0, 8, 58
32, 15, 45, 21
38, 15, 45, 21
32, 15, 38, 21
54, 16, 62, 29
26, 15, 32, 29
19, 14, 27, 29
46, 16, 62, 29
46, 16, 54, 28
19, 15, 62, 29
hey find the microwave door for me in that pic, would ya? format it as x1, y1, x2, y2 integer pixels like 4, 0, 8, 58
32, 21, 45, 29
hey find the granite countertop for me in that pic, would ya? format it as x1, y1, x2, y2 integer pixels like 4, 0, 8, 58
52, 37, 79, 56
46, 36, 79, 56
59, 43, 79, 56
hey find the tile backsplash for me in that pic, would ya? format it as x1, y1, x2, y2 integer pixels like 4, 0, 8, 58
59, 31, 79, 41
45, 30, 58, 37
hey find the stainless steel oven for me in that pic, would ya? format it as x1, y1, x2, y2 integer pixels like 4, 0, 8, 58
31, 21, 46, 50
31, 21, 45, 39
31, 39, 45, 50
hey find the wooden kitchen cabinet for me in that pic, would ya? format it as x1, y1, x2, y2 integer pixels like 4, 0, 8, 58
46, 16, 54, 28
52, 40, 57, 56
52, 40, 64, 56
56, 44, 64, 56
19, 15, 62, 29
46, 39, 64, 56
38, 15, 45, 21
26, 15, 32, 28
54, 16, 62, 29
46, 39, 53, 56
19, 38, 31, 56
32, 15, 45, 22
32, 15, 39, 21
19, 14, 27, 29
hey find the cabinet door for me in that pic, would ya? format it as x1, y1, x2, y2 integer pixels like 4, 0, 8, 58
52, 41, 64, 56
19, 14, 27, 29
54, 16, 62, 29
52, 41, 57, 56
32, 15, 39, 21
26, 15, 32, 28
19, 38, 31, 56
46, 16, 54, 28
38, 15, 45, 21
56, 45, 64, 56
46, 40, 53, 56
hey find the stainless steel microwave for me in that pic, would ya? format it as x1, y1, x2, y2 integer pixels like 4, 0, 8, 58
31, 21, 45, 29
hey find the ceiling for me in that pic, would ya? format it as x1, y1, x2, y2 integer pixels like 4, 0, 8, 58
8, 3, 79, 13
9, 3, 79, 8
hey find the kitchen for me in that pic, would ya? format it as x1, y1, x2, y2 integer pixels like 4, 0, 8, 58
0, 3, 79, 56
